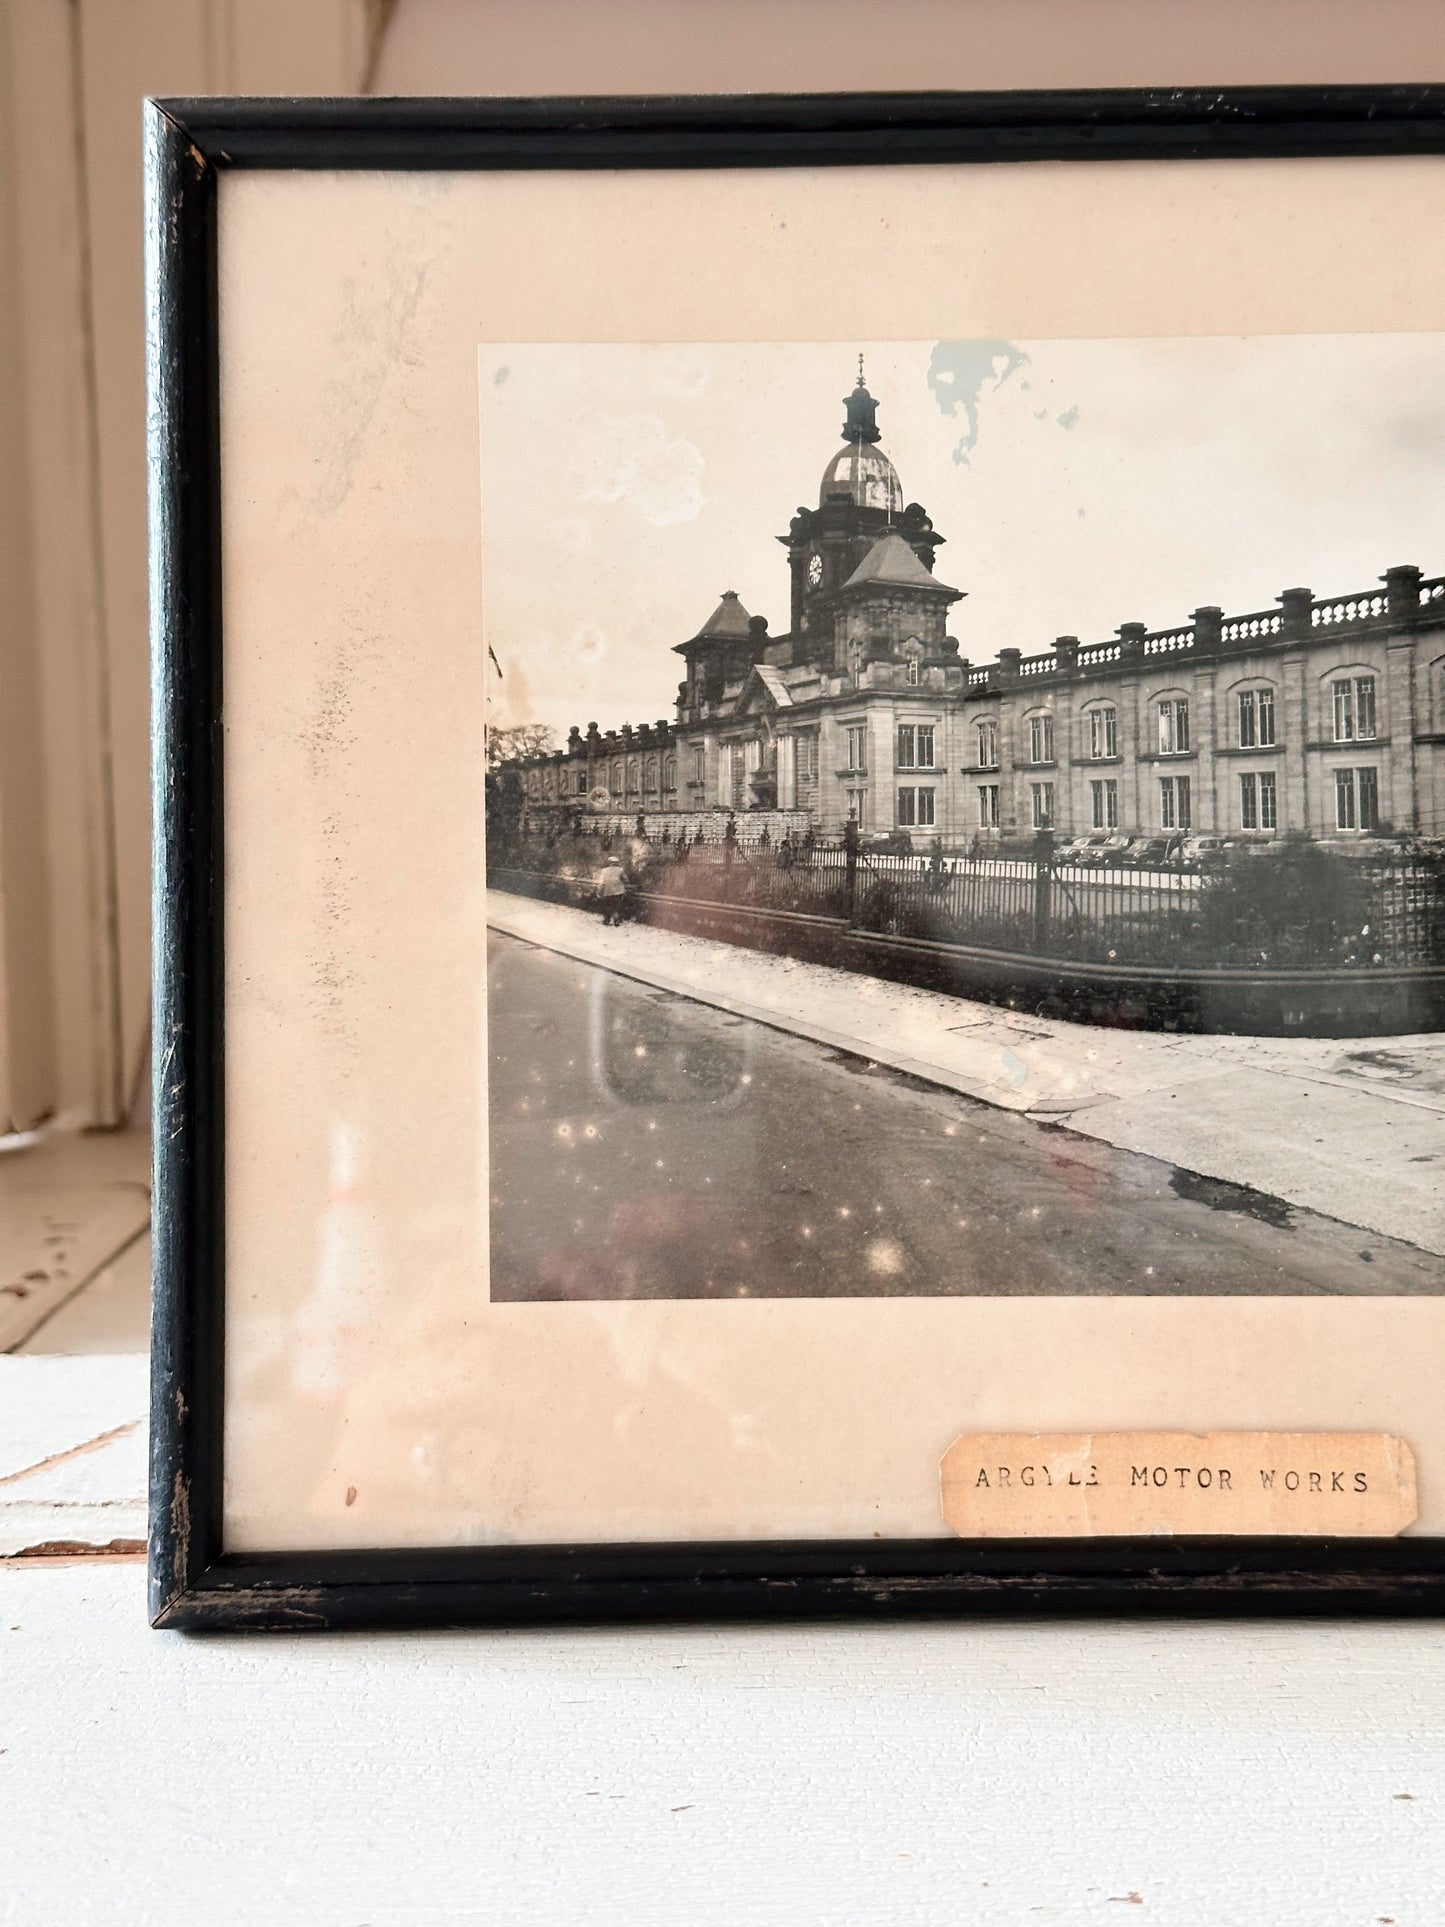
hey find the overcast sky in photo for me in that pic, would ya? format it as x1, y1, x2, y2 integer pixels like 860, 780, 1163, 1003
478, 335, 1445, 740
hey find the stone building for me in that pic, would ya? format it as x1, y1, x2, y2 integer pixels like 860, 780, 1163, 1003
512, 368, 1445, 846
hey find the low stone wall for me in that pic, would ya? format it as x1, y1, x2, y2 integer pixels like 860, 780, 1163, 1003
489, 868, 1445, 1038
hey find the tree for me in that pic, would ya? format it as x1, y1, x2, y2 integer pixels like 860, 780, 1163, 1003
485, 722, 557, 771
1194, 838, 1376, 969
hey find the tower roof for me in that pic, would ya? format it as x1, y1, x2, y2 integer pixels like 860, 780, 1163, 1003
841, 532, 960, 597
674, 589, 754, 651
819, 358, 903, 510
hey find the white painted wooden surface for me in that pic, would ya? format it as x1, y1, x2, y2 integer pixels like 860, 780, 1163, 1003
0, 1353, 146, 1554
3, 1355, 1445, 1925
3, 1559, 1444, 1926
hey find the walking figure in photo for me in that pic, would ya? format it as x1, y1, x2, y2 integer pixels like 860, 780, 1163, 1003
595, 853, 627, 926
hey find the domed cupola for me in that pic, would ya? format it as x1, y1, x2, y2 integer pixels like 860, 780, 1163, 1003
781, 358, 945, 647
819, 359, 904, 513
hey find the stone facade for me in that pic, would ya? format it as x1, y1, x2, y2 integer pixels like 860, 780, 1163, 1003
512, 373, 1445, 846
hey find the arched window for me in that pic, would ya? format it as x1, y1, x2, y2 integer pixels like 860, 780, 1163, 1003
643, 756, 658, 791
610, 760, 622, 794
1153, 690, 1191, 755
626, 758, 639, 795
1232, 680, 1277, 748
1084, 703, 1117, 760
1321, 664, 1378, 743
663, 755, 677, 791
1024, 709, 1055, 764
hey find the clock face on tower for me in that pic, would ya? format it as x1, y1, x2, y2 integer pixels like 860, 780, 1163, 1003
807, 553, 824, 588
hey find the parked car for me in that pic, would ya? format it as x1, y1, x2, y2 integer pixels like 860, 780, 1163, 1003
1180, 834, 1230, 870
1057, 833, 1109, 864
865, 829, 914, 856
1080, 834, 1133, 869
1230, 836, 1283, 858
1123, 837, 1174, 869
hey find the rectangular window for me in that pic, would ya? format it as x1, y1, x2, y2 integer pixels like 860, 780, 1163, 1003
977, 784, 999, 828
693, 749, 705, 785
896, 786, 935, 827
1359, 766, 1379, 832
1088, 708, 1117, 759
797, 733, 819, 782
1157, 698, 1190, 755
1160, 775, 1192, 829
846, 787, 867, 827
1259, 770, 1277, 830
1238, 690, 1256, 748
1090, 780, 1118, 829
896, 724, 934, 768
1028, 714, 1054, 763
845, 724, 866, 770
905, 658, 920, 686
976, 719, 999, 769
1031, 781, 1055, 829
1335, 767, 1356, 830
1240, 770, 1278, 831
1258, 688, 1276, 746
1332, 680, 1354, 742
1356, 676, 1377, 741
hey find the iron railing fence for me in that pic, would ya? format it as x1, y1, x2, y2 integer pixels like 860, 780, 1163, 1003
490, 831, 1445, 974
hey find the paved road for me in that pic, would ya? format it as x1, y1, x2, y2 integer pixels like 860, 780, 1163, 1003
488, 931, 1440, 1300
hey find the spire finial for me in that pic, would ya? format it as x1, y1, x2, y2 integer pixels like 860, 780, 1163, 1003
840, 362, 881, 445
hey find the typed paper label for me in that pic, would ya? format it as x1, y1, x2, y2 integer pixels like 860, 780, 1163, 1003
939, 1431, 1417, 1537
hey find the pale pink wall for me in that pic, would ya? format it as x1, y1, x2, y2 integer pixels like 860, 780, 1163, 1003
373, 0, 1445, 95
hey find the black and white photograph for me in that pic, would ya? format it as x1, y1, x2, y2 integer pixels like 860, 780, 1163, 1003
482, 337, 1445, 1300
147, 97, 1445, 1621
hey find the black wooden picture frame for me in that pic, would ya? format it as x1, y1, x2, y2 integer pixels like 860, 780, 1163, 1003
149, 88, 1445, 1630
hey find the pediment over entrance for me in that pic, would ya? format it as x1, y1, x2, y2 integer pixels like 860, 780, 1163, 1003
736, 663, 795, 717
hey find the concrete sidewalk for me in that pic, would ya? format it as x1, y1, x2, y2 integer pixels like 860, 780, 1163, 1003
487, 889, 1445, 1259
